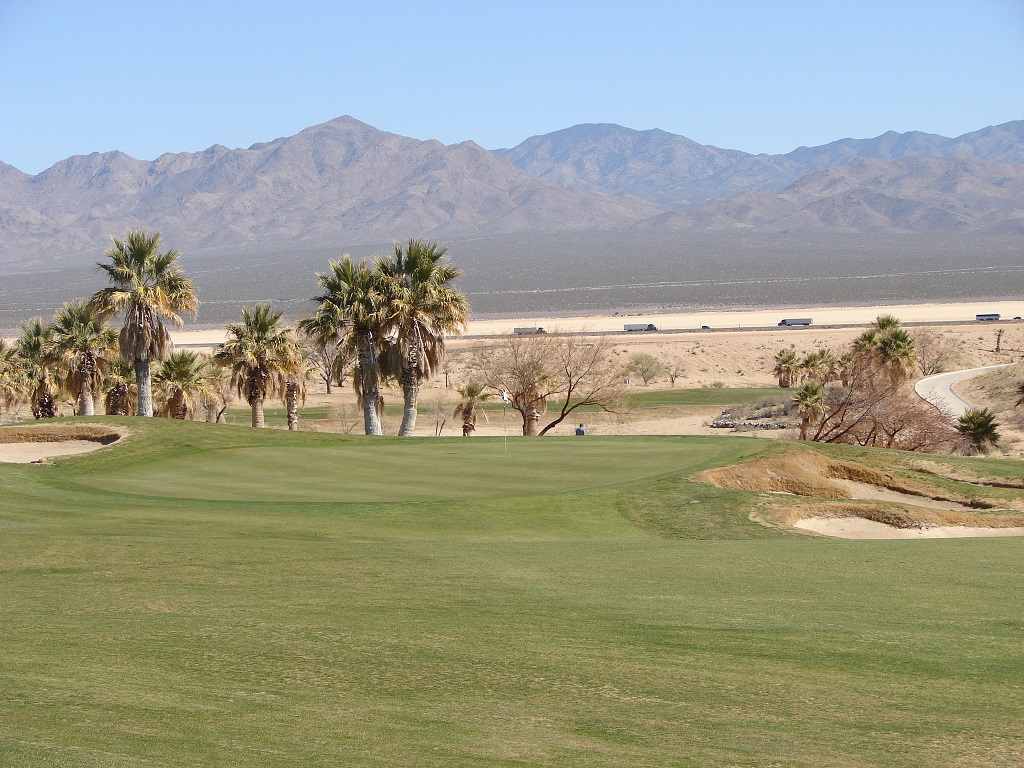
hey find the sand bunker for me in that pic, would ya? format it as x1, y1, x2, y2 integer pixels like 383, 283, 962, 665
0, 424, 125, 463
795, 518, 1024, 539
700, 451, 1024, 539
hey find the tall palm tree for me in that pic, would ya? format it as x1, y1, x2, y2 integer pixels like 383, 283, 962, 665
103, 358, 137, 416
90, 229, 199, 417
0, 339, 29, 419
16, 318, 59, 419
51, 300, 119, 416
453, 380, 492, 436
792, 381, 825, 441
153, 350, 216, 420
957, 407, 1000, 454
214, 304, 299, 428
309, 256, 389, 435
772, 348, 800, 388
377, 239, 469, 436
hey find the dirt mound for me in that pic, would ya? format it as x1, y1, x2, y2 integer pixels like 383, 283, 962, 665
0, 424, 125, 445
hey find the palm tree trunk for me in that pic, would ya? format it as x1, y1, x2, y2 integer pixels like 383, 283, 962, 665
524, 410, 540, 436
398, 365, 419, 437
357, 334, 382, 436
107, 384, 128, 416
135, 358, 153, 417
33, 388, 57, 419
170, 391, 187, 419
205, 396, 218, 423
251, 396, 265, 428
286, 382, 299, 431
79, 380, 95, 416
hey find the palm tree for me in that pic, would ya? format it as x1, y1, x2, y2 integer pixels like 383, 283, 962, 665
16, 318, 59, 419
153, 350, 216, 420
852, 317, 916, 383
50, 300, 119, 416
876, 328, 917, 382
0, 339, 29, 419
792, 381, 825, 441
214, 304, 299, 428
453, 380, 492, 436
103, 359, 137, 416
957, 408, 1000, 454
799, 349, 838, 384
377, 239, 469, 436
773, 348, 800, 388
283, 345, 315, 432
90, 229, 199, 417
309, 257, 389, 435
873, 314, 902, 332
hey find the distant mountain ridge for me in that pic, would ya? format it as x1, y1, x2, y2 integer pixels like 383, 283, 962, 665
0, 117, 662, 270
495, 120, 1024, 206
1, 116, 1022, 272
633, 157, 1024, 235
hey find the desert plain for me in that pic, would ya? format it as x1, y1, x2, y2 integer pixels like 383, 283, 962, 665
164, 299, 1024, 442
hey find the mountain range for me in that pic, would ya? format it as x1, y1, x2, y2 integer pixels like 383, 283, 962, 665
1, 116, 1023, 272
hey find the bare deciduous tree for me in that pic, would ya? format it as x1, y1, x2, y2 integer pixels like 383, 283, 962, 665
470, 332, 625, 436
666, 358, 686, 387
913, 329, 960, 377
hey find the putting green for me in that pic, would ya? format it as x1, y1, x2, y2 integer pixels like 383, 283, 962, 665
75, 436, 743, 502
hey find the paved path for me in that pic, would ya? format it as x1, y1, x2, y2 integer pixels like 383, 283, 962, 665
914, 364, 1013, 417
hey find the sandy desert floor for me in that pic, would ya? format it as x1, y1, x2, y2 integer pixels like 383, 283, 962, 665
290, 306, 1024, 445
5, 300, 1023, 446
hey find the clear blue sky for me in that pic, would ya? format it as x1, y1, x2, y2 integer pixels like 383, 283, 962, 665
1, 0, 1022, 174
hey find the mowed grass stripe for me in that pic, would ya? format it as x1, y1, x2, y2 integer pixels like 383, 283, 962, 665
74, 436, 756, 502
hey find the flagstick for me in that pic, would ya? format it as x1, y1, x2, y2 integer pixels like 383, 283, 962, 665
503, 402, 507, 453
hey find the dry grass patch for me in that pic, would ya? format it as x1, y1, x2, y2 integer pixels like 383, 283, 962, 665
909, 458, 1024, 489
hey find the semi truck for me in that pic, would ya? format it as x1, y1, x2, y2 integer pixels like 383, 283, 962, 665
624, 323, 658, 331
778, 318, 812, 327
513, 327, 548, 335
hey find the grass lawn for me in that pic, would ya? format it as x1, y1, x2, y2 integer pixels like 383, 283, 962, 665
624, 387, 782, 407
2, 419, 1022, 767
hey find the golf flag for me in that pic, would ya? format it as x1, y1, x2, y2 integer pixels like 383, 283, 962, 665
500, 390, 510, 405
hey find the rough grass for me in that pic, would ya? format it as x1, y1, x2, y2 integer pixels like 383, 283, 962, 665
2, 419, 1023, 767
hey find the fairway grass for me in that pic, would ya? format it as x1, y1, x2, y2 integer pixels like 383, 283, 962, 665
2, 419, 1022, 767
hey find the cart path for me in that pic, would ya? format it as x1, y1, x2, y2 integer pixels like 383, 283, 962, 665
914, 364, 1013, 417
